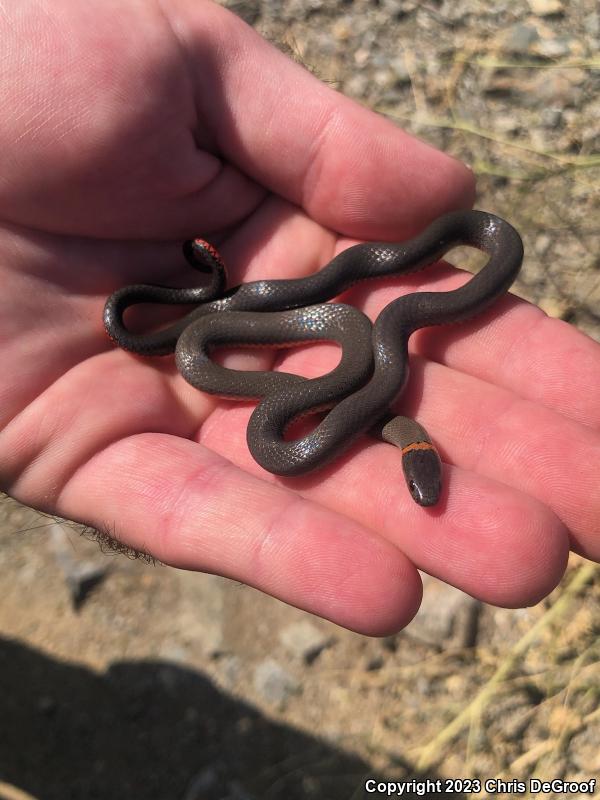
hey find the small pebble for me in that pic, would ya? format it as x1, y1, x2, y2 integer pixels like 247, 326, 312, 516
253, 659, 300, 706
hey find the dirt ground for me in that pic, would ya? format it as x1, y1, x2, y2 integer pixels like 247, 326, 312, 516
1, 0, 599, 798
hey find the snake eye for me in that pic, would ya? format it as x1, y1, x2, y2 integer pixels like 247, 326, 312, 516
408, 479, 428, 506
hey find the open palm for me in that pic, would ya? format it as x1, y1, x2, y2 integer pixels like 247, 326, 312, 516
2, 0, 598, 634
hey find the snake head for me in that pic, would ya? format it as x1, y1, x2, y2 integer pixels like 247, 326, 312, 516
401, 445, 442, 507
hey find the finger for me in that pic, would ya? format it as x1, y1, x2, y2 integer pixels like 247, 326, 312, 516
197, 401, 570, 608
57, 433, 423, 635
176, 0, 475, 237
409, 355, 600, 560
417, 295, 600, 431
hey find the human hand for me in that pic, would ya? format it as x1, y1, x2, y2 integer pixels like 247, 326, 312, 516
2, 0, 597, 634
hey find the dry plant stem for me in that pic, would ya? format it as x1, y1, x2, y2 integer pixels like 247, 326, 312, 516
454, 55, 600, 70
415, 562, 599, 772
381, 111, 600, 169
510, 704, 600, 774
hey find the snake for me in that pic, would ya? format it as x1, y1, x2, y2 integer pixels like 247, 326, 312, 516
103, 209, 524, 506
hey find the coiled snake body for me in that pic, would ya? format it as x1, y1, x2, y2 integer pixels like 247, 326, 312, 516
104, 210, 524, 506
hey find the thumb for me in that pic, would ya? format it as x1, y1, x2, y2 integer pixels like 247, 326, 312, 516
177, 0, 475, 238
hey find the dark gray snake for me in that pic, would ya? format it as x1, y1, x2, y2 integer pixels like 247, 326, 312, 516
103, 209, 523, 506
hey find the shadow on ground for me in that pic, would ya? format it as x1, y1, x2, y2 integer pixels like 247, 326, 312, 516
0, 637, 458, 800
